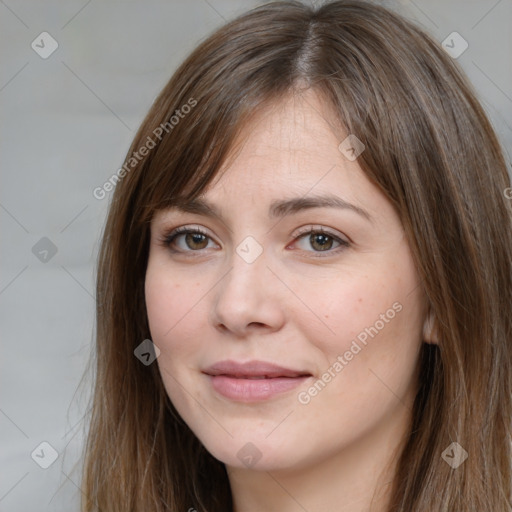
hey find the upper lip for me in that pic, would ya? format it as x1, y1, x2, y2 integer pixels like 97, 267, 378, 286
203, 360, 311, 378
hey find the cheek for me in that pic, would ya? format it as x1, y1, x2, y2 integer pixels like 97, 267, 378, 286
144, 267, 208, 378
291, 272, 394, 355
145, 266, 208, 406
145, 265, 203, 341
293, 270, 423, 437
293, 249, 423, 371
145, 271, 177, 340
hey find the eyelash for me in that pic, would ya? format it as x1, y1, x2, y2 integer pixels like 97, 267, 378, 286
160, 225, 350, 258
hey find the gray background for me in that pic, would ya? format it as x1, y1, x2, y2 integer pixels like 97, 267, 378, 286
1, 0, 511, 510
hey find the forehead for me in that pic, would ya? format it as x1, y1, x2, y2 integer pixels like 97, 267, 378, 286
202, 90, 364, 200
151, 89, 399, 232
233, 89, 344, 159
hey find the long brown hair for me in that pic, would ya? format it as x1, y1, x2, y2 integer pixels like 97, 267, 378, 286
81, 1, 512, 510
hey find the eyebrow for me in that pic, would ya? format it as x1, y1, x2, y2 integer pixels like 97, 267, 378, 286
169, 194, 372, 223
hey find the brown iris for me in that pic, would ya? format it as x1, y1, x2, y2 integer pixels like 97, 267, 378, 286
185, 233, 209, 250
309, 233, 333, 251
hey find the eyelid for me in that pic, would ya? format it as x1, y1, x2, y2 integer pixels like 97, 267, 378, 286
161, 224, 212, 237
292, 224, 349, 243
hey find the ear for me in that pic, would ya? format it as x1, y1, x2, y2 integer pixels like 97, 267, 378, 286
422, 307, 439, 345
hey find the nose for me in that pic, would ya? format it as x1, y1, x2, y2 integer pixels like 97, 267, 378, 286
210, 248, 286, 336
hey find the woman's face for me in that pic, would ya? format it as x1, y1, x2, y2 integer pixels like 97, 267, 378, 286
145, 89, 427, 472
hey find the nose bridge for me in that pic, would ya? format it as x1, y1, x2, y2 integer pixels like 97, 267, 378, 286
211, 237, 284, 333
222, 238, 269, 300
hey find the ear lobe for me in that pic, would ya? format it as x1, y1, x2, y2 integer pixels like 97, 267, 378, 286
423, 308, 439, 345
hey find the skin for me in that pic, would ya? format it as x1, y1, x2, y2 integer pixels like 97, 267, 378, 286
145, 89, 435, 512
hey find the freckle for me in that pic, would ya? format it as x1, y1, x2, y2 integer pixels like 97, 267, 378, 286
358, 298, 362, 303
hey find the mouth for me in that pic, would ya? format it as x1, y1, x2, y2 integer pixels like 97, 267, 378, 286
202, 360, 313, 402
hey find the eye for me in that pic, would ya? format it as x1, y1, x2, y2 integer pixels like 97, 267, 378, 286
159, 225, 349, 256
291, 227, 349, 255
161, 226, 218, 252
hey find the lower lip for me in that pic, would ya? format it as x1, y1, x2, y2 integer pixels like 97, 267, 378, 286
207, 375, 311, 402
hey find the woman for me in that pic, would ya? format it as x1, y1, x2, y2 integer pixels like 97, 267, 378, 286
81, 1, 512, 510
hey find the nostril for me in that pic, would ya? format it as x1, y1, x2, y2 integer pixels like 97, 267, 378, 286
248, 322, 266, 328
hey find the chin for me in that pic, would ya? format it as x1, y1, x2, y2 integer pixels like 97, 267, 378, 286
199, 433, 310, 472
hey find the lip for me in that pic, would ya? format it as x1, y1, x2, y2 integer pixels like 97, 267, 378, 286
202, 360, 312, 402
